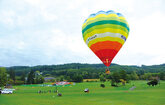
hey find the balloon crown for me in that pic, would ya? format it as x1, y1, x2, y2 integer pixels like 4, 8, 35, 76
84, 10, 124, 23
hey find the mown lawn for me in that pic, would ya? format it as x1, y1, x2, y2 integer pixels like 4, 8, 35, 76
0, 81, 165, 105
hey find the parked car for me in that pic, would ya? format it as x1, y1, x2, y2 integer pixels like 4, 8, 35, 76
1, 89, 13, 94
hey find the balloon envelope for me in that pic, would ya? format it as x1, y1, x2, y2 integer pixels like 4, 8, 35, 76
82, 10, 129, 67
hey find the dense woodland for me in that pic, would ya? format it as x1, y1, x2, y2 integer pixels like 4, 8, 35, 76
0, 63, 165, 87
6, 63, 165, 75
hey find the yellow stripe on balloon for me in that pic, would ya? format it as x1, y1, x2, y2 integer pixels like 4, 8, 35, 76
87, 36, 124, 47
83, 14, 119, 27
119, 17, 126, 20
82, 17, 128, 30
83, 24, 129, 37
84, 28, 128, 42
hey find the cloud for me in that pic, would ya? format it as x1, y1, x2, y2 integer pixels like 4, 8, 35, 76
113, 10, 165, 66
0, 0, 164, 66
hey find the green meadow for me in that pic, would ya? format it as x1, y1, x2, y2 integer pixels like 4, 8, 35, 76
0, 81, 165, 105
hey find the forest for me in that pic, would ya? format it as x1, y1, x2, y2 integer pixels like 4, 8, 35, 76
0, 63, 165, 87
6, 63, 165, 76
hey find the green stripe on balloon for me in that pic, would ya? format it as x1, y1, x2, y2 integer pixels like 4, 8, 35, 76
83, 24, 129, 38
82, 20, 129, 34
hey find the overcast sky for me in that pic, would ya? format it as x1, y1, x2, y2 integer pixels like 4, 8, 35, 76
0, 0, 165, 67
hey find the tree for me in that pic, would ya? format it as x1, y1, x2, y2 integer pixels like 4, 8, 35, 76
144, 73, 152, 80
27, 70, 35, 84
7, 79, 14, 85
59, 75, 64, 81
99, 74, 106, 82
0, 67, 7, 87
119, 70, 127, 80
82, 71, 88, 79
72, 74, 83, 82
65, 76, 71, 81
159, 72, 165, 80
35, 76, 44, 84
130, 71, 139, 80
35, 71, 44, 84
111, 72, 120, 86
20, 72, 26, 84
9, 69, 16, 82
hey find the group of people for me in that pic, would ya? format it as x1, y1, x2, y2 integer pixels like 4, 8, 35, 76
38, 90, 62, 96
38, 90, 57, 94
37, 88, 89, 96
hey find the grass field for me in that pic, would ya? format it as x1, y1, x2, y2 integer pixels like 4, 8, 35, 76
0, 81, 165, 105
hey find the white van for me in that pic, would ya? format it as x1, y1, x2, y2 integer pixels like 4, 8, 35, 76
1, 89, 13, 94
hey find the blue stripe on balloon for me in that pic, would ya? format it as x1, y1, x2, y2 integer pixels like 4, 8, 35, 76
83, 10, 124, 23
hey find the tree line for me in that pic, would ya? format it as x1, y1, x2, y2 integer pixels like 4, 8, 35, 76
0, 68, 44, 87
0, 63, 165, 87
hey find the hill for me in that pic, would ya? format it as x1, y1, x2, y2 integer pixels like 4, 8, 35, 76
5, 63, 165, 77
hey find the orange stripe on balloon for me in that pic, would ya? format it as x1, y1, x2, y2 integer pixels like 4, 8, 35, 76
90, 41, 122, 53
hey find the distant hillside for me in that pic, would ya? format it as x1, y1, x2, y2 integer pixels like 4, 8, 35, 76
6, 63, 165, 76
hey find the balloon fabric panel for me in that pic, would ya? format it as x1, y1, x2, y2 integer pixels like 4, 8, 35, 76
82, 10, 129, 67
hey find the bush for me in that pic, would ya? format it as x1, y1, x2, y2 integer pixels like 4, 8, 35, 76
14, 80, 25, 85
147, 79, 158, 86
100, 84, 105, 88
111, 80, 118, 87
7, 79, 14, 85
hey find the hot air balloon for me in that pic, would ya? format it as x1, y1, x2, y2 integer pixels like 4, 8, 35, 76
82, 10, 129, 73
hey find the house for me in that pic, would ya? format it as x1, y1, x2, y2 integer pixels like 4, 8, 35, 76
44, 77, 55, 82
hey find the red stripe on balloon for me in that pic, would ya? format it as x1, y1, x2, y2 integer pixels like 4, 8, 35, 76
94, 49, 118, 67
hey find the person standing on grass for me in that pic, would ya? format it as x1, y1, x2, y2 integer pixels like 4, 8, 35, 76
0, 87, 2, 94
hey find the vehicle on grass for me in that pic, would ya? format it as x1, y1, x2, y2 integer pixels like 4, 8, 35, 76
84, 88, 89, 93
1, 89, 13, 94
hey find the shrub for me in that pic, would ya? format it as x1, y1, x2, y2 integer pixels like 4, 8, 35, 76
15, 80, 25, 85
147, 79, 158, 86
100, 84, 105, 88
